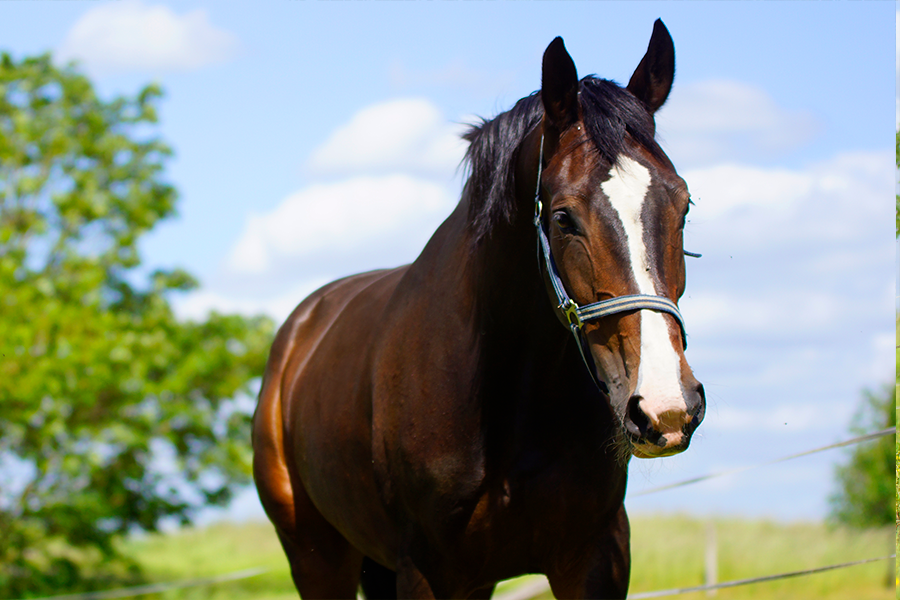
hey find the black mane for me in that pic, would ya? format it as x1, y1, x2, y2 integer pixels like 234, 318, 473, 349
462, 76, 667, 241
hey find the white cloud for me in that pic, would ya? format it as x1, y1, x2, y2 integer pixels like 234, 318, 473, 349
865, 328, 896, 383
172, 277, 332, 323
674, 147, 893, 420
682, 163, 812, 220
203, 97, 467, 321
307, 98, 468, 179
57, 0, 237, 75
227, 175, 455, 275
657, 80, 818, 168
683, 150, 893, 250
681, 290, 842, 339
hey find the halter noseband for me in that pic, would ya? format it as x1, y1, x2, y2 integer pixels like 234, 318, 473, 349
533, 133, 688, 390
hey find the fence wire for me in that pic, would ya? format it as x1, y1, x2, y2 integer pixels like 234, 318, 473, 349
627, 554, 895, 599
630, 426, 896, 497
9, 568, 268, 600
492, 554, 896, 600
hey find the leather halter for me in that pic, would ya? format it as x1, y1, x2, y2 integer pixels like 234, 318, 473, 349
533, 133, 688, 391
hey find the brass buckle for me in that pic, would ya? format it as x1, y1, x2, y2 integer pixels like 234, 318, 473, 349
560, 299, 582, 331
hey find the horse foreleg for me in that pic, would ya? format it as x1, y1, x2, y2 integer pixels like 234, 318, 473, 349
546, 505, 631, 599
395, 555, 437, 599
253, 363, 364, 598
258, 461, 363, 599
393, 555, 496, 599
586, 504, 631, 599
360, 555, 397, 600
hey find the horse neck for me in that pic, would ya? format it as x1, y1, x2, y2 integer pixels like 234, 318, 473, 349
476, 220, 553, 337
467, 181, 578, 397
469, 126, 568, 370
466, 203, 626, 482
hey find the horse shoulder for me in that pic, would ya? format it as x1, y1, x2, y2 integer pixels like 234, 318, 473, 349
277, 267, 407, 460
367, 262, 489, 546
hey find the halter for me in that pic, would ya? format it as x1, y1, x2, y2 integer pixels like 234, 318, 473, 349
533, 133, 688, 391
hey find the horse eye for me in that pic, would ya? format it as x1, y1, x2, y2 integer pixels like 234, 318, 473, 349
679, 200, 692, 229
553, 211, 578, 234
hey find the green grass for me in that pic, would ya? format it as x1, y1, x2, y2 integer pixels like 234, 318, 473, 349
627, 515, 893, 600
115, 516, 893, 599
118, 522, 295, 600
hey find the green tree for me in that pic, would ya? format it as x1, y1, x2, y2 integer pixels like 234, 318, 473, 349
895, 129, 899, 588
894, 131, 900, 584
0, 53, 273, 595
895, 318, 899, 591
828, 385, 896, 529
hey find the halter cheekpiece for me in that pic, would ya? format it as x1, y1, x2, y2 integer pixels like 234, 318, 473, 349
533, 133, 688, 390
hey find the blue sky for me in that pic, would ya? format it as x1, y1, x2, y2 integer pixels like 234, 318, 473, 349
1, 1, 894, 524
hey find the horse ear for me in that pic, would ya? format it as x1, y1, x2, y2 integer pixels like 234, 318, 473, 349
627, 19, 675, 114
541, 37, 579, 132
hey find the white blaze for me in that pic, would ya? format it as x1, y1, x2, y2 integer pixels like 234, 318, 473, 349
601, 157, 686, 424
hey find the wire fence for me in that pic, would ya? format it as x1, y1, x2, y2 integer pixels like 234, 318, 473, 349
490, 554, 897, 600
9, 569, 269, 600
630, 427, 895, 497
626, 554, 895, 599
9, 426, 896, 600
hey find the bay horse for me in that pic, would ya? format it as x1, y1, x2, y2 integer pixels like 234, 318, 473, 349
253, 19, 704, 599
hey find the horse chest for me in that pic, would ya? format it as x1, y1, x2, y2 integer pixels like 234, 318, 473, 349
429, 460, 627, 588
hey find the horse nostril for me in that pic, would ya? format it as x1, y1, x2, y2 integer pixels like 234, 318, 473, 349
688, 383, 706, 427
625, 394, 649, 438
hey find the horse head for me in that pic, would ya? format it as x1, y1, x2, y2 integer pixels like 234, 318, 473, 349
535, 21, 705, 459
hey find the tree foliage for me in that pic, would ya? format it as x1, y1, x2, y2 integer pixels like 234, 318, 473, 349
0, 53, 273, 595
827, 385, 896, 529
893, 129, 900, 589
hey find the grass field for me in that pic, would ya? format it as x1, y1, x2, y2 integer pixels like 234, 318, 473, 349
115, 515, 894, 599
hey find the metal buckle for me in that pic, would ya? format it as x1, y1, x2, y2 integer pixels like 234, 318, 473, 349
560, 298, 582, 331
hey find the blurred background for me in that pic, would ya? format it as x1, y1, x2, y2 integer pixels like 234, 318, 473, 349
0, 1, 894, 598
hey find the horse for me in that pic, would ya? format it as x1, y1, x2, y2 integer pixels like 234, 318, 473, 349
252, 19, 705, 599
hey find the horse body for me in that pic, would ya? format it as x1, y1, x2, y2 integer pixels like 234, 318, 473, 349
254, 20, 703, 599
255, 188, 628, 596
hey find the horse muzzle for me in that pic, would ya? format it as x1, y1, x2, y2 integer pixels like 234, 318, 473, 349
624, 382, 705, 458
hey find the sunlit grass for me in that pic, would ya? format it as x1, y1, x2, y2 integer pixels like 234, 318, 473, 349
628, 514, 893, 600
119, 522, 294, 600
118, 516, 893, 599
